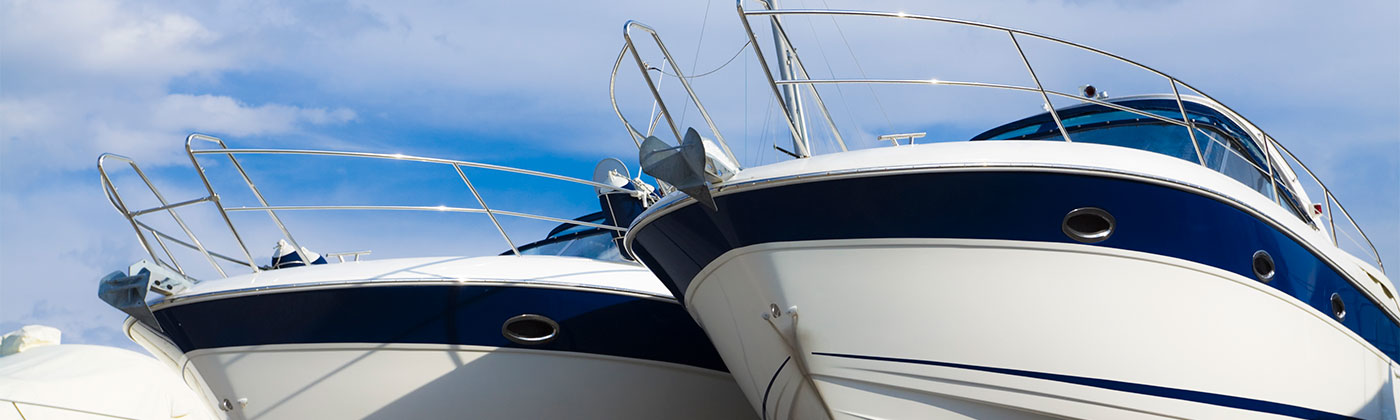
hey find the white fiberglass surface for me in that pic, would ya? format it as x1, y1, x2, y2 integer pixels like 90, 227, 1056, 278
687, 239, 1393, 418
187, 344, 756, 420
165, 255, 669, 301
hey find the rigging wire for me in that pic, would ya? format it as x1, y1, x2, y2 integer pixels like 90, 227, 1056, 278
644, 58, 670, 137
678, 0, 714, 127
796, 0, 858, 154
820, 0, 895, 135
654, 40, 753, 79
759, 90, 776, 165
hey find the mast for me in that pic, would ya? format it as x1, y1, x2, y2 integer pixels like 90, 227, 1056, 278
761, 0, 811, 158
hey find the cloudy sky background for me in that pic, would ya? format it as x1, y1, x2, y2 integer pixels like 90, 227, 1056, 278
2, 0, 1396, 350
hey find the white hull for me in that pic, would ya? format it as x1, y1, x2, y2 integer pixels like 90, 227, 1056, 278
176, 342, 752, 420
687, 238, 1398, 419
116, 256, 757, 420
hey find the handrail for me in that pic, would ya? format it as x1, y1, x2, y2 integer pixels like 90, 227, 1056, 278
326, 251, 371, 263
736, 7, 1212, 166
98, 135, 645, 281
611, 5, 1383, 271
621, 21, 740, 164
186, 148, 634, 194
222, 205, 628, 232
99, 153, 233, 277
611, 44, 649, 148
127, 196, 213, 217
186, 134, 269, 272
770, 79, 1196, 128
1272, 140, 1385, 271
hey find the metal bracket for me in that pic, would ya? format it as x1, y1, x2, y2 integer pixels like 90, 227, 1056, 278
877, 132, 926, 146
136, 260, 193, 296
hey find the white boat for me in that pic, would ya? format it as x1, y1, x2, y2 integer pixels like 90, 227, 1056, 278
0, 339, 217, 420
612, 5, 1397, 419
95, 135, 756, 419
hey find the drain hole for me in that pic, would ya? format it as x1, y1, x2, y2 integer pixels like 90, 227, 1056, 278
1330, 293, 1346, 321
502, 314, 559, 345
1062, 208, 1114, 243
1252, 250, 1275, 283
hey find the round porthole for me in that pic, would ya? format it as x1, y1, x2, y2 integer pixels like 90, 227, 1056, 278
502, 314, 559, 345
1251, 250, 1275, 283
1330, 293, 1346, 322
1062, 207, 1115, 243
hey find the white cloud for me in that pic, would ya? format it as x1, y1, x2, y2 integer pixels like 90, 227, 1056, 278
1, 93, 356, 175
150, 94, 355, 136
1, 0, 362, 174
2, 0, 230, 93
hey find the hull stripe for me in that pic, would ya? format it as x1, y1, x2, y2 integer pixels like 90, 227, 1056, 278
154, 284, 728, 372
814, 352, 1356, 419
761, 356, 791, 420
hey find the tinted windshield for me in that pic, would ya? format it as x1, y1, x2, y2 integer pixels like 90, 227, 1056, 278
515, 228, 626, 262
973, 99, 1273, 197
508, 212, 630, 263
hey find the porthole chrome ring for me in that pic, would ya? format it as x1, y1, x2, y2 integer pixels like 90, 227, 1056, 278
1251, 250, 1275, 283
1062, 207, 1115, 244
1330, 293, 1346, 322
501, 314, 560, 345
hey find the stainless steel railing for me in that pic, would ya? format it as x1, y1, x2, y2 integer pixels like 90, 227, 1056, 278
617, 20, 740, 165
99, 134, 641, 281
608, 5, 1383, 271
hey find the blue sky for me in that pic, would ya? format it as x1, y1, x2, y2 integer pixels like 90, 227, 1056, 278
1, 0, 1396, 349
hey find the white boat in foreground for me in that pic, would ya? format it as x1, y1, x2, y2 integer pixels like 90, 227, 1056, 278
96, 135, 756, 419
0, 326, 216, 420
612, 5, 1396, 419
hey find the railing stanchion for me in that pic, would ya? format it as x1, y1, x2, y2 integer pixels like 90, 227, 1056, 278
99, 158, 165, 272
611, 44, 649, 147
1265, 138, 1280, 205
453, 164, 519, 256
148, 229, 185, 275
1327, 191, 1338, 245
131, 161, 227, 277
186, 134, 262, 272
101, 154, 226, 277
1008, 32, 1070, 143
1170, 79, 1206, 165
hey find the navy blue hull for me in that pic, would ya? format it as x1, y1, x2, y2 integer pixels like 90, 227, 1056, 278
629, 170, 1400, 362
153, 284, 728, 372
